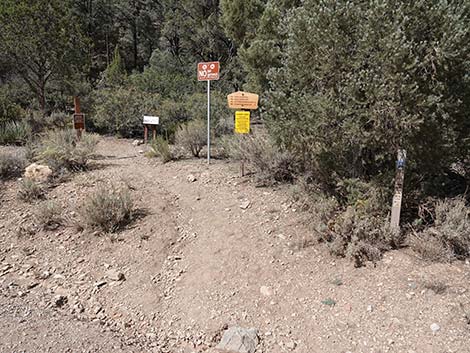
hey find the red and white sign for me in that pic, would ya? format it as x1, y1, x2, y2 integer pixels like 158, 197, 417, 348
198, 61, 220, 81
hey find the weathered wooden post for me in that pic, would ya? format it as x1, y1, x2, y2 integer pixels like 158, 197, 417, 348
143, 116, 159, 143
73, 97, 85, 140
390, 149, 407, 230
227, 92, 259, 177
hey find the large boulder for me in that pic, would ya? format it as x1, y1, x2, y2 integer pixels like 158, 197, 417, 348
24, 163, 52, 183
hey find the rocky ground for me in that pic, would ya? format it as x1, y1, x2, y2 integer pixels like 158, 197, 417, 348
1, 137, 469, 353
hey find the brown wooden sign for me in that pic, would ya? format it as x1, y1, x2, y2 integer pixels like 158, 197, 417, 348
227, 91, 259, 110
73, 113, 85, 130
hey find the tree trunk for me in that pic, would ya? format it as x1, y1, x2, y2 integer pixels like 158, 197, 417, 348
38, 84, 46, 117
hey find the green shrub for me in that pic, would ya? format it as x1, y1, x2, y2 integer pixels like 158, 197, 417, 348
226, 133, 297, 185
0, 152, 26, 179
410, 198, 470, 261
264, 0, 470, 198
0, 121, 32, 145
34, 130, 99, 171
147, 136, 172, 163
34, 201, 62, 230
131, 49, 195, 99
79, 184, 134, 233
0, 89, 25, 126
328, 206, 399, 267
17, 178, 45, 202
92, 88, 160, 137
183, 92, 232, 137
293, 178, 401, 267
175, 120, 207, 158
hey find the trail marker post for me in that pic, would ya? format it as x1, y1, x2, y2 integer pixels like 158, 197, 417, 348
73, 97, 85, 140
227, 92, 260, 176
143, 116, 160, 144
390, 149, 407, 231
198, 61, 220, 164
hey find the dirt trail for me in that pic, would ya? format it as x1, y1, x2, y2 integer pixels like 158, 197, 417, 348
1, 138, 470, 353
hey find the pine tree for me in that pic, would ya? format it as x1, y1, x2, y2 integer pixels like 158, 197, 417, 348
103, 46, 127, 87
264, 0, 470, 192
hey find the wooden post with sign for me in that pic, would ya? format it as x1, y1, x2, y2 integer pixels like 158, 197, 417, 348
198, 61, 220, 165
143, 116, 160, 144
227, 92, 259, 176
73, 97, 85, 140
390, 149, 407, 231
235, 110, 251, 176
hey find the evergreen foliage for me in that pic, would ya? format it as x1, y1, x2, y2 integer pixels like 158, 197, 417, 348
263, 0, 470, 196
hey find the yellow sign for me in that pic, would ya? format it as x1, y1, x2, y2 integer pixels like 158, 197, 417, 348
228, 91, 259, 110
235, 111, 250, 134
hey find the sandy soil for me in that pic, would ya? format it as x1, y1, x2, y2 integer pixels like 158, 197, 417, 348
1, 138, 469, 353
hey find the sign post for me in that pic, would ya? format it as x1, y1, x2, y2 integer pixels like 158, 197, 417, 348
198, 61, 220, 164
227, 91, 259, 176
207, 80, 211, 163
143, 116, 160, 144
235, 111, 251, 176
390, 149, 407, 231
73, 96, 85, 140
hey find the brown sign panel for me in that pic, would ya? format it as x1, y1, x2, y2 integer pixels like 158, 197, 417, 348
227, 91, 259, 110
198, 61, 220, 81
73, 113, 85, 130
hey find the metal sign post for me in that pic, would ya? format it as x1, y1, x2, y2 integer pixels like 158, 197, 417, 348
207, 80, 211, 164
198, 61, 220, 164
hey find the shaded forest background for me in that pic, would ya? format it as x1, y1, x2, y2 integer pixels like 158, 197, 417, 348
0, 0, 469, 264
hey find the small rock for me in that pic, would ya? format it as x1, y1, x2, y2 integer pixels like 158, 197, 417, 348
106, 269, 125, 282
53, 295, 67, 308
26, 282, 39, 290
38, 271, 51, 280
95, 281, 107, 288
260, 286, 273, 297
132, 140, 143, 146
187, 174, 197, 183
367, 305, 374, 312
286, 341, 297, 350
240, 200, 251, 210
73, 303, 84, 314
430, 323, 440, 333
24, 163, 52, 183
216, 327, 259, 353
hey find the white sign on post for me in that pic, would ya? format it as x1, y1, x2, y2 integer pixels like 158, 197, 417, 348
143, 116, 160, 125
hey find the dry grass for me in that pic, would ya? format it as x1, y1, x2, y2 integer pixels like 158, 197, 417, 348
146, 136, 172, 163
410, 198, 470, 262
175, 120, 206, 158
79, 184, 134, 233
0, 120, 31, 145
423, 280, 448, 295
17, 179, 45, 202
292, 178, 402, 267
34, 201, 62, 230
225, 134, 297, 186
34, 129, 99, 172
0, 152, 26, 180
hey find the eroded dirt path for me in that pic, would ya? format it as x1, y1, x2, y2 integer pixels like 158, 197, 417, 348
1, 138, 470, 353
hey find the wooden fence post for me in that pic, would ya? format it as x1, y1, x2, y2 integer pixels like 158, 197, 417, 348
390, 149, 407, 230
